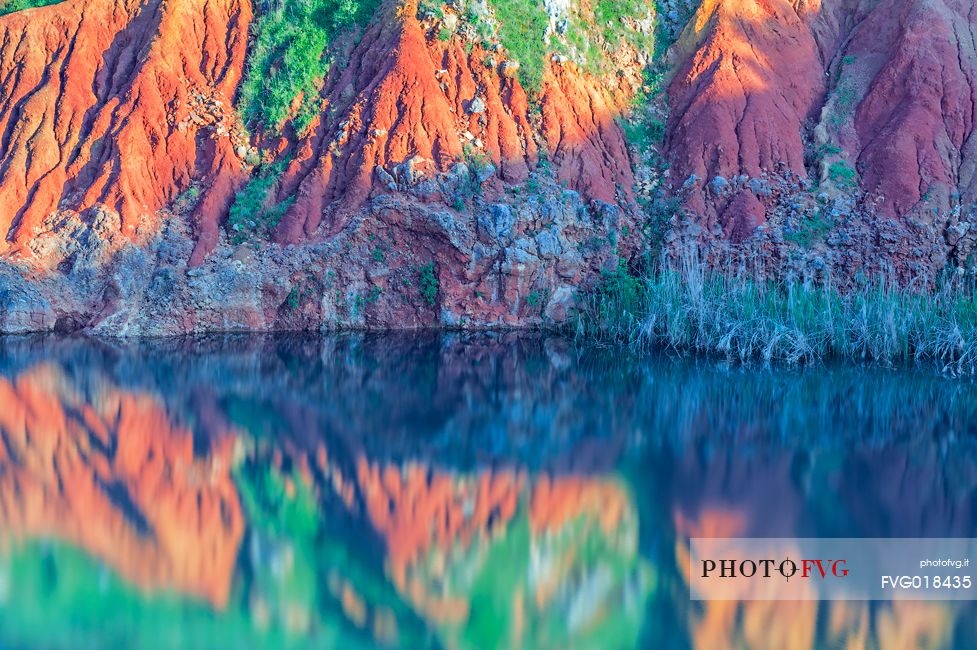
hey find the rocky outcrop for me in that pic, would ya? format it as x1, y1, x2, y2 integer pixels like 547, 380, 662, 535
666, 0, 824, 238
0, 0, 643, 333
266, 4, 637, 243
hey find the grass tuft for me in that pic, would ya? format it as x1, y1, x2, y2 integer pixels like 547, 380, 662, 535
227, 161, 293, 244
486, 0, 549, 94
418, 262, 439, 307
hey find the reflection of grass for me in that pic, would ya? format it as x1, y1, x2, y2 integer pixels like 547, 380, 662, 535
236, 461, 319, 538
233, 454, 432, 647
464, 517, 529, 647
0, 454, 429, 650
0, 541, 309, 649
408, 490, 650, 649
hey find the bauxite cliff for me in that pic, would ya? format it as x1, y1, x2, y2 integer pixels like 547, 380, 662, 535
0, 0, 974, 332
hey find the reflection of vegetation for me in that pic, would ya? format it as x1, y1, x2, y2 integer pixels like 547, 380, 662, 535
238, 461, 319, 537
0, 451, 431, 649
8, 334, 977, 648
234, 453, 433, 648
403, 483, 652, 649
0, 541, 320, 649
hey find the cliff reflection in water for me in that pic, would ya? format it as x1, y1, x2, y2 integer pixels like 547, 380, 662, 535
0, 333, 975, 648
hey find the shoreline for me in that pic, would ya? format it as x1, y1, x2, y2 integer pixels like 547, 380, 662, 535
3, 324, 975, 379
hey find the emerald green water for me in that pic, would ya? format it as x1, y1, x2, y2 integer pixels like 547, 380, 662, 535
0, 333, 975, 649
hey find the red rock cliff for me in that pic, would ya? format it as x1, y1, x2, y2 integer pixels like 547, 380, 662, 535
0, 0, 975, 331
664, 0, 977, 277
0, 0, 251, 255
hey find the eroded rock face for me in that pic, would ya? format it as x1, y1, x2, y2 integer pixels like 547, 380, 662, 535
666, 0, 824, 239
665, 0, 977, 279
0, 0, 251, 255
843, 0, 977, 218
1, 0, 976, 332
0, 0, 642, 333
261, 0, 640, 248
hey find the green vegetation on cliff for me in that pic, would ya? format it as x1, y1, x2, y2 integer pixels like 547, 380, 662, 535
485, 0, 549, 92
227, 161, 292, 243
238, 0, 378, 134
0, 0, 59, 15
420, 0, 654, 95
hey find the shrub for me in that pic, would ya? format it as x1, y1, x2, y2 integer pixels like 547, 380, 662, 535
593, 0, 653, 50
172, 186, 202, 214
238, 0, 379, 133
418, 262, 439, 307
486, 0, 548, 94
227, 161, 292, 243
785, 209, 833, 248
0, 0, 59, 15
828, 160, 857, 188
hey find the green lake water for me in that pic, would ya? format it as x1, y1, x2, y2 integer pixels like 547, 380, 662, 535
0, 333, 975, 649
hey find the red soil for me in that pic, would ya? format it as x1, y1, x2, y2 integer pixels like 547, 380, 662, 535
270, 0, 636, 246
666, 0, 977, 242
0, 0, 251, 257
0, 0, 973, 329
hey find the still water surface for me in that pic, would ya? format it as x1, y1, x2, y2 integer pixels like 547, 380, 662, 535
0, 333, 975, 649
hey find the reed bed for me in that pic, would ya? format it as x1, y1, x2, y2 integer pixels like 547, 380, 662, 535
573, 252, 977, 373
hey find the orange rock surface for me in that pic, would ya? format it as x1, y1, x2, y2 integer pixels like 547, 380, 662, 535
1, 0, 974, 330
0, 0, 645, 332
271, 0, 636, 245
666, 0, 977, 252
0, 0, 250, 256
666, 0, 824, 238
